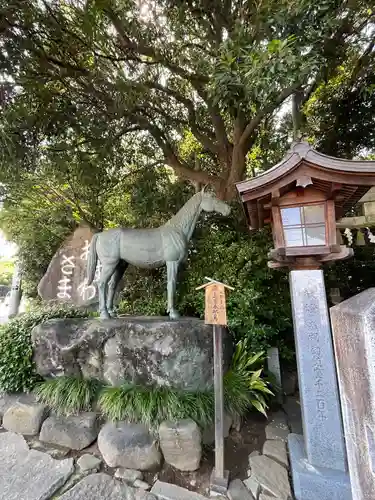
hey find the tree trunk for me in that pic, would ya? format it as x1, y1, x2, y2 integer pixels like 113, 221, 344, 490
223, 144, 247, 201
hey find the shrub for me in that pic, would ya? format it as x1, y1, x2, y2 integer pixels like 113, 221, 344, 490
0, 305, 91, 393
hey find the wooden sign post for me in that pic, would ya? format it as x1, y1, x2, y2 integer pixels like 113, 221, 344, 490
196, 277, 234, 496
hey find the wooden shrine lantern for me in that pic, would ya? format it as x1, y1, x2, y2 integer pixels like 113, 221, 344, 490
236, 142, 375, 269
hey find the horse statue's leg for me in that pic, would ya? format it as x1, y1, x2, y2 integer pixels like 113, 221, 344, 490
166, 260, 180, 320
98, 261, 118, 319
106, 261, 128, 317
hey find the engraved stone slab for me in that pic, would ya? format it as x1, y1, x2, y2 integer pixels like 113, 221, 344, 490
289, 269, 347, 471
331, 288, 375, 500
37, 225, 100, 307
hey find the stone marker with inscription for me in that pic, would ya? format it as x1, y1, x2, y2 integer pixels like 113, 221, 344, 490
288, 269, 351, 500
331, 288, 375, 500
38, 226, 101, 307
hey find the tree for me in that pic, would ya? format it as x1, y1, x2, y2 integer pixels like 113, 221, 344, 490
305, 64, 375, 158
1, 0, 374, 200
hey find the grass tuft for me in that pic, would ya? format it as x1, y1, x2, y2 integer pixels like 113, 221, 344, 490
35, 376, 102, 415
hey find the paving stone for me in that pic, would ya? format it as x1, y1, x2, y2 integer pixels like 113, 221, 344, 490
58, 473, 142, 500
262, 440, 288, 468
248, 455, 292, 500
98, 422, 161, 471
265, 418, 289, 442
159, 419, 201, 471
247, 450, 260, 464
243, 477, 260, 499
40, 413, 98, 450
2, 403, 47, 436
228, 478, 255, 500
0, 431, 74, 500
115, 468, 143, 483
77, 453, 102, 472
29, 439, 71, 458
151, 480, 208, 500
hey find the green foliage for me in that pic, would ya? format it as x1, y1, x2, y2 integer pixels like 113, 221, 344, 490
35, 346, 274, 426
0, 259, 14, 286
0, 305, 90, 393
98, 384, 214, 428
227, 340, 274, 417
35, 376, 102, 415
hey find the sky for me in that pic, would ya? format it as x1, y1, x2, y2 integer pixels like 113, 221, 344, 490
0, 232, 16, 259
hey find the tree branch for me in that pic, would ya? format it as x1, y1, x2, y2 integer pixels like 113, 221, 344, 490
239, 84, 299, 149
145, 123, 220, 187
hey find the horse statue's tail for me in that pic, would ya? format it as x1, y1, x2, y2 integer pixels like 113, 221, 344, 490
86, 233, 99, 285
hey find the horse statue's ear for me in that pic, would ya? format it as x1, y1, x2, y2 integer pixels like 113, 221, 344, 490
201, 184, 209, 193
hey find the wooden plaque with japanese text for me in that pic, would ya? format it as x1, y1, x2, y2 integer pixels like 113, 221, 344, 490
204, 283, 227, 326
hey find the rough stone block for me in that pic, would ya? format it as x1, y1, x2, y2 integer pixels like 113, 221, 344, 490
133, 479, 151, 490
0, 393, 37, 417
262, 440, 288, 468
39, 413, 98, 450
151, 481, 208, 500
331, 288, 375, 500
77, 453, 102, 472
114, 468, 143, 483
2, 402, 47, 436
0, 431, 74, 500
32, 317, 232, 390
248, 454, 292, 499
289, 269, 347, 471
98, 422, 161, 471
159, 419, 201, 471
265, 415, 289, 443
288, 433, 351, 500
228, 478, 255, 500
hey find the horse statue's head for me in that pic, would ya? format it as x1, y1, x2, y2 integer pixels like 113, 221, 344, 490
200, 188, 231, 216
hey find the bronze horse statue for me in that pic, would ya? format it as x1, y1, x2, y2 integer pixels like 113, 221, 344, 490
86, 189, 231, 319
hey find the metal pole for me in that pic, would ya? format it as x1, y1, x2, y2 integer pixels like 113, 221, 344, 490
8, 262, 22, 317
213, 324, 224, 478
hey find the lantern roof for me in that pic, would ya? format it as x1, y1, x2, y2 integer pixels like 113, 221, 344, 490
236, 141, 375, 229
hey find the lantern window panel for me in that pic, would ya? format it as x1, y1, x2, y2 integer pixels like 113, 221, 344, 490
281, 204, 327, 247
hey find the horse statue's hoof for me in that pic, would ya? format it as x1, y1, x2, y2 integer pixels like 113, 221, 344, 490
168, 309, 180, 320
108, 310, 118, 318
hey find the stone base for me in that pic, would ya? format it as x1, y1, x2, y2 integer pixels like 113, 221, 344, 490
31, 316, 233, 390
288, 434, 352, 500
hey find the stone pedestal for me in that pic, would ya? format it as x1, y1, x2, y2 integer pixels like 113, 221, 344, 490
331, 289, 375, 500
31, 317, 232, 391
288, 270, 351, 500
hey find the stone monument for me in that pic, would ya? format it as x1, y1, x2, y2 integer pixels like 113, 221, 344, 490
235, 141, 375, 500
288, 270, 351, 499
38, 225, 100, 307
331, 289, 375, 500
